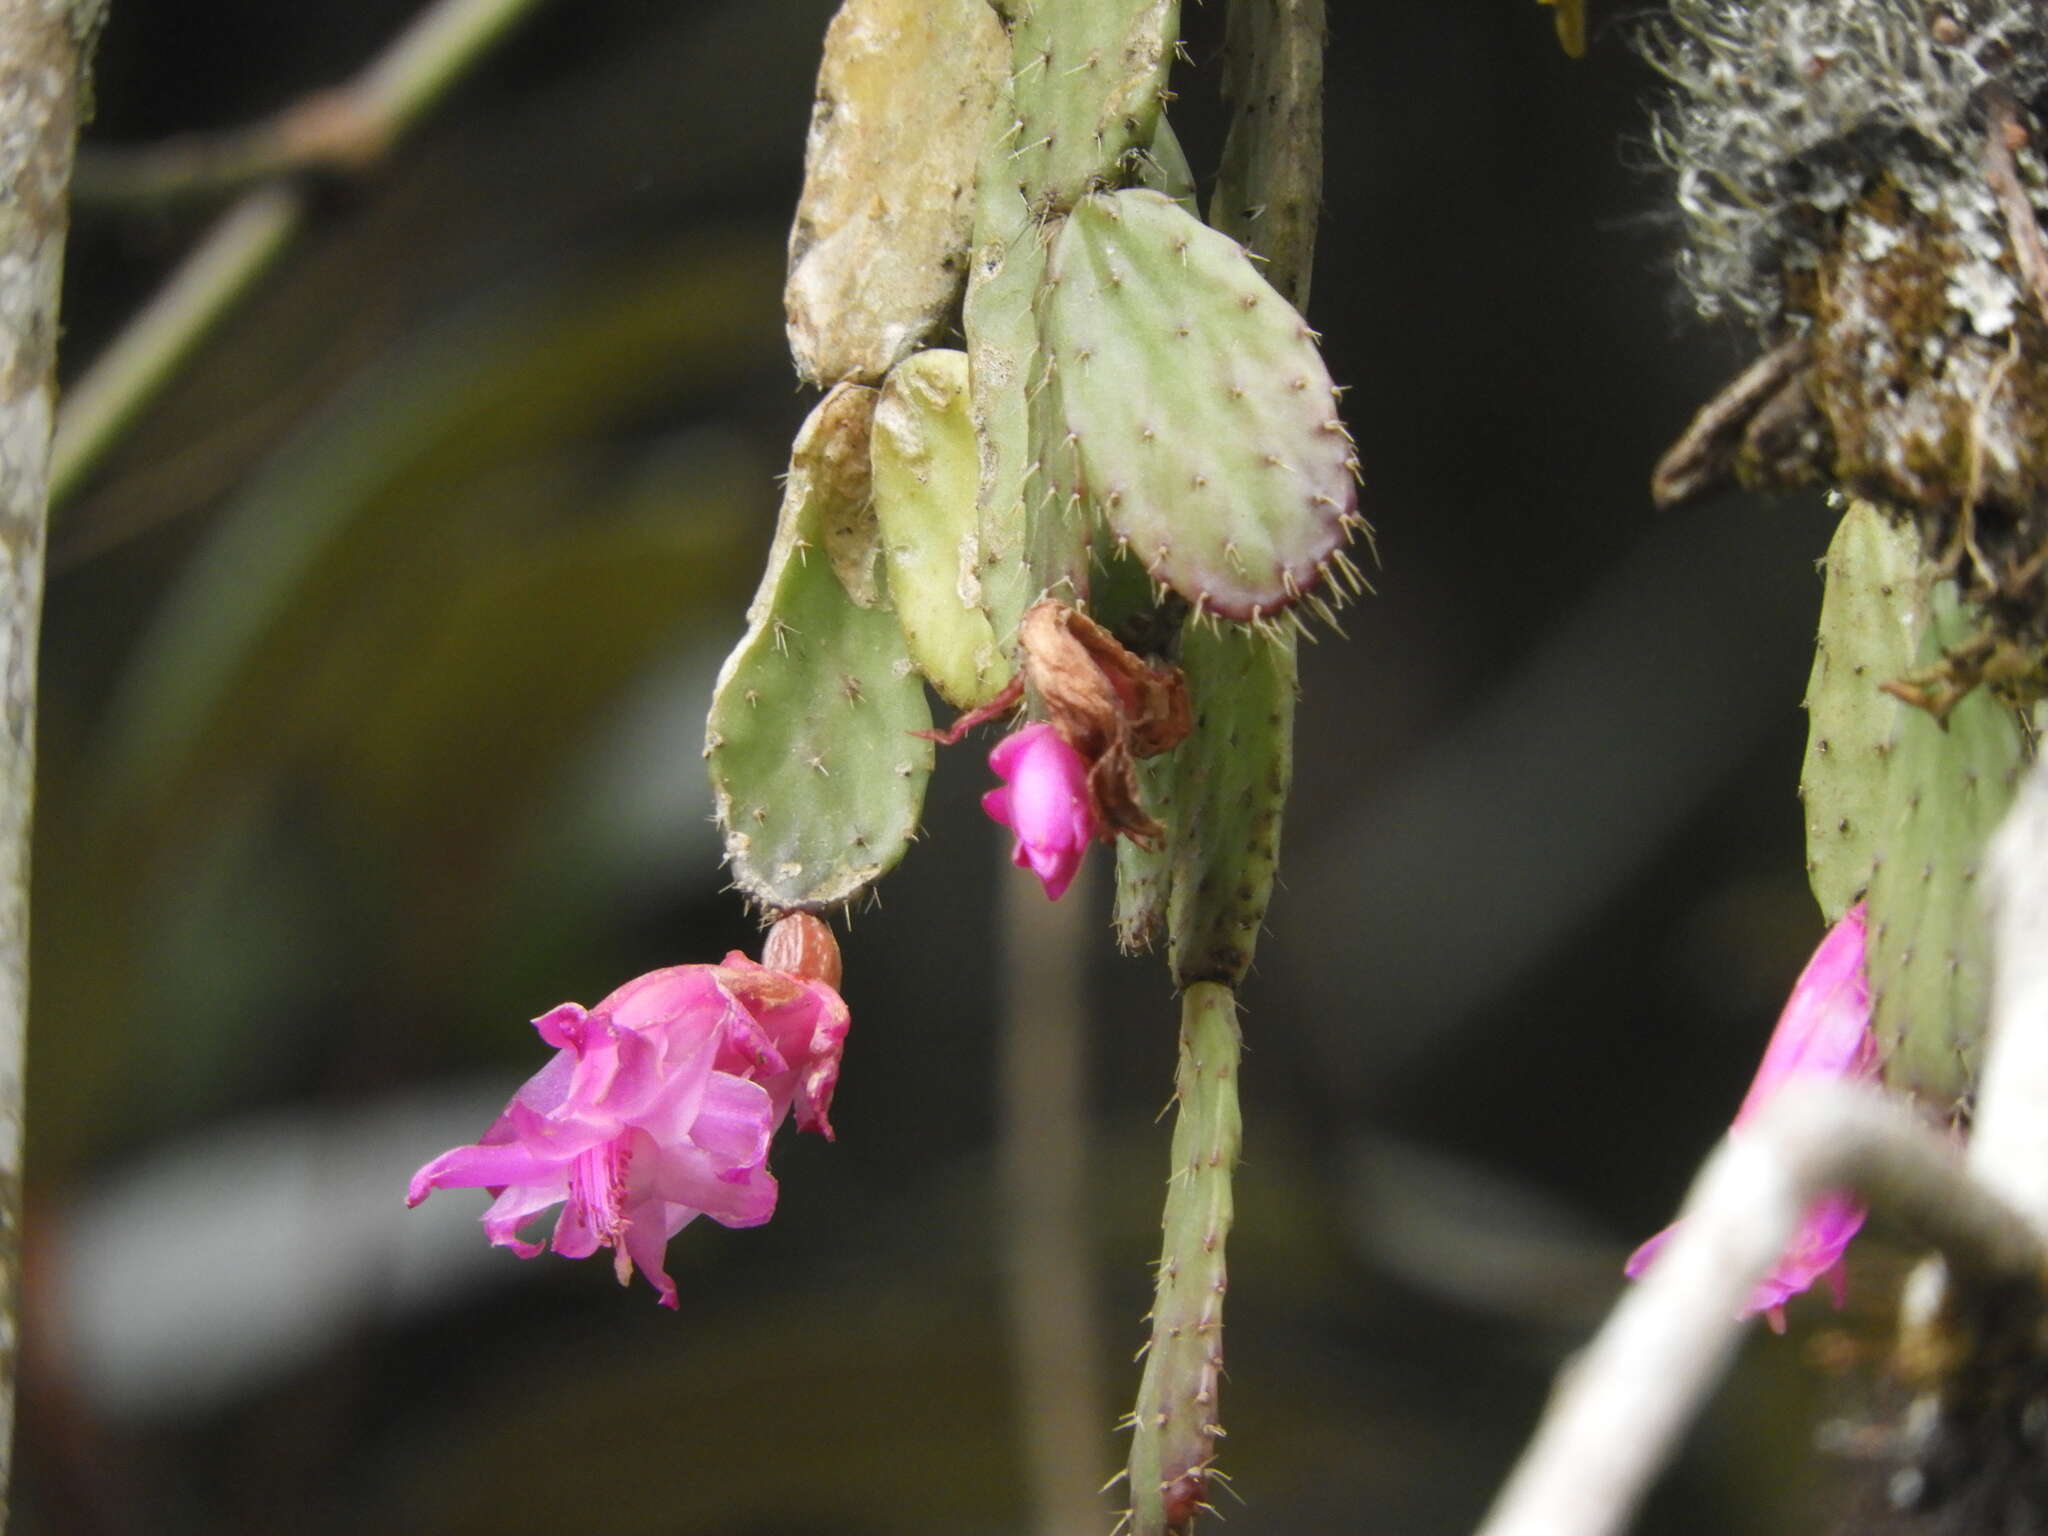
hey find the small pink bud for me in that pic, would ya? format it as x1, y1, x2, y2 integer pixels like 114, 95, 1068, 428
1626, 903, 1879, 1330
981, 722, 1101, 901
761, 911, 842, 990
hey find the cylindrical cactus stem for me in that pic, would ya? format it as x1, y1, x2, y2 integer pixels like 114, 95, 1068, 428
1126, 981, 1241, 1535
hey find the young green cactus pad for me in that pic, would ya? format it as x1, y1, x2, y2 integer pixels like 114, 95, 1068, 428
1168, 624, 1295, 984
785, 0, 1008, 385
1113, 620, 1293, 977
1126, 981, 1242, 1536
1005, 0, 1181, 213
1210, 0, 1325, 308
1864, 582, 2026, 1112
961, 84, 1043, 653
705, 385, 935, 910
870, 349, 1012, 708
1800, 501, 1923, 923
1038, 190, 1359, 621
1027, 322, 1093, 609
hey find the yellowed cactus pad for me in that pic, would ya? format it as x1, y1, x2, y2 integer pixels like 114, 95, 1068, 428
785, 0, 1008, 385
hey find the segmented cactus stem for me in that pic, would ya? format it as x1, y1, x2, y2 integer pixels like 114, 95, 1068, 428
1125, 982, 1241, 1536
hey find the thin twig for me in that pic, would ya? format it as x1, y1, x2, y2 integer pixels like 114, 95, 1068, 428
1475, 1082, 2047, 1536
51, 0, 553, 507
50, 186, 299, 508
72, 94, 381, 207
1984, 94, 2048, 323
1650, 336, 1810, 508
74, 0, 545, 205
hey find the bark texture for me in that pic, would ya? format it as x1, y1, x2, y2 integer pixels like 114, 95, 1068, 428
0, 0, 99, 1520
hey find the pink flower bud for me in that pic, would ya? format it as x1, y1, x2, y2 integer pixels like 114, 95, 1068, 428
981, 722, 1102, 901
1625, 903, 1878, 1330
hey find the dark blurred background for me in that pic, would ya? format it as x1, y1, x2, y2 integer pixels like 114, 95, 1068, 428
19, 2, 1886, 1532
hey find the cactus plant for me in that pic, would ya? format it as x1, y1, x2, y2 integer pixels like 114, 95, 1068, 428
1800, 499, 2027, 1112
870, 348, 1012, 707
1126, 982, 1242, 1535
1800, 500, 1923, 923
705, 384, 934, 911
785, 0, 1008, 385
752, 7, 1352, 1531
962, 72, 1047, 652
1167, 625, 1296, 986
1005, 0, 1181, 213
1115, 622, 1295, 984
1863, 581, 2026, 1113
1210, 0, 1325, 309
1037, 189, 1360, 622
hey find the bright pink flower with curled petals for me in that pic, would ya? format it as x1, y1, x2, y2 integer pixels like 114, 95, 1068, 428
408, 956, 848, 1309
1626, 903, 1878, 1330
981, 722, 1102, 901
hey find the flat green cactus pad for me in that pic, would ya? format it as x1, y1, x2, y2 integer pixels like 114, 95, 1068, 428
1864, 582, 2026, 1111
1163, 624, 1295, 985
785, 0, 1008, 384
963, 100, 1045, 653
1127, 981, 1241, 1534
1210, 0, 1325, 308
1006, 0, 1181, 213
1027, 313, 1093, 609
1800, 501, 1923, 922
1115, 622, 1294, 982
870, 349, 1012, 708
1038, 190, 1358, 621
705, 385, 934, 910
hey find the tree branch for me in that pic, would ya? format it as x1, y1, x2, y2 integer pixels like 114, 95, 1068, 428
50, 0, 553, 507
0, 0, 105, 1521
1475, 1082, 2047, 1536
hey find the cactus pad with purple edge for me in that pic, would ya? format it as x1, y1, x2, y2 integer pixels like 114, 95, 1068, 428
1038, 189, 1358, 622
705, 384, 934, 911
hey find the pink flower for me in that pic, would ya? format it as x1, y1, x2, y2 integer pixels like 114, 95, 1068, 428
1626, 903, 1878, 1331
981, 722, 1102, 901
408, 942, 848, 1309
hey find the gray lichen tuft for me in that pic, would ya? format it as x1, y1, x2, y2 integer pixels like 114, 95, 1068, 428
1645, 2, 2048, 684
1644, 0, 2048, 328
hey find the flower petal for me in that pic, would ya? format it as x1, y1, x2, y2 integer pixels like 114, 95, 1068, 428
1625, 906, 1879, 1324
408, 1140, 560, 1205
653, 1141, 780, 1227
